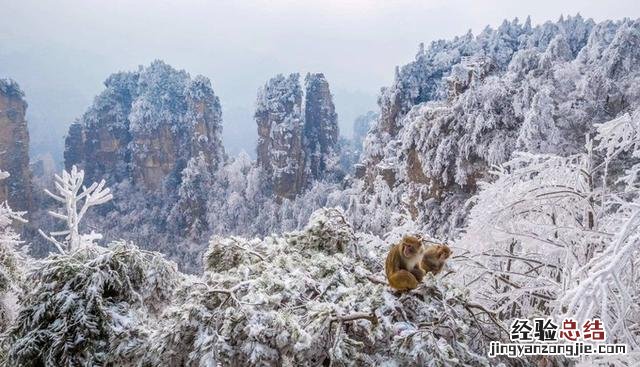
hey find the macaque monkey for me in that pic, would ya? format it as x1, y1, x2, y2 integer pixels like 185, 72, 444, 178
385, 235, 426, 291
420, 244, 452, 276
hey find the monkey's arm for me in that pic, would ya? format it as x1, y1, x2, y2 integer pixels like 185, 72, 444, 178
410, 266, 425, 283
388, 270, 419, 291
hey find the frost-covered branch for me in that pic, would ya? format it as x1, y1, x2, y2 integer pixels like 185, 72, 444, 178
330, 310, 378, 325
39, 166, 113, 253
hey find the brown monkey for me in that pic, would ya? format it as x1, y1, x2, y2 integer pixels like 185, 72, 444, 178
385, 235, 426, 291
420, 244, 452, 275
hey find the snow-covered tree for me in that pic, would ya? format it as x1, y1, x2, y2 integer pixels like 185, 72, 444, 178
4, 241, 180, 366
558, 111, 640, 350
38, 165, 113, 253
169, 152, 213, 239
516, 87, 560, 153
457, 110, 640, 356
0, 170, 28, 333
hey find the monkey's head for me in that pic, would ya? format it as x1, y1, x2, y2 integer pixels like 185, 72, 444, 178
436, 244, 452, 260
401, 235, 423, 258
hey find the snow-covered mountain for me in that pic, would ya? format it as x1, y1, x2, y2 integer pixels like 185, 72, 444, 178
357, 15, 640, 237
64, 60, 225, 190
256, 73, 340, 200
58, 66, 343, 272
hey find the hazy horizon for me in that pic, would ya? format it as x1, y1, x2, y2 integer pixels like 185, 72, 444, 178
1, 0, 639, 162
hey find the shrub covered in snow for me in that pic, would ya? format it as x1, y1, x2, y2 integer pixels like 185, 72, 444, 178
3, 242, 180, 366
145, 208, 502, 366
0, 171, 28, 333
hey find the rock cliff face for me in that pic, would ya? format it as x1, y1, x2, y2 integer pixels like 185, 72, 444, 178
0, 79, 32, 212
255, 74, 305, 200
65, 61, 224, 191
256, 73, 339, 200
303, 73, 339, 182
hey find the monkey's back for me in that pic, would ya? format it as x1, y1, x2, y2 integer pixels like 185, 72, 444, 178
384, 243, 400, 279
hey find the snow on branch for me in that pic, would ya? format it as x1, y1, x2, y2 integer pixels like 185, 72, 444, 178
39, 165, 113, 253
595, 110, 640, 160
559, 209, 640, 348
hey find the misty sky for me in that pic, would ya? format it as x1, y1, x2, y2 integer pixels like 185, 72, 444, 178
1, 0, 639, 160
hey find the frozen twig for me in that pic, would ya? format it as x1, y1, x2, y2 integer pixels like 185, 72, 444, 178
40, 166, 112, 253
